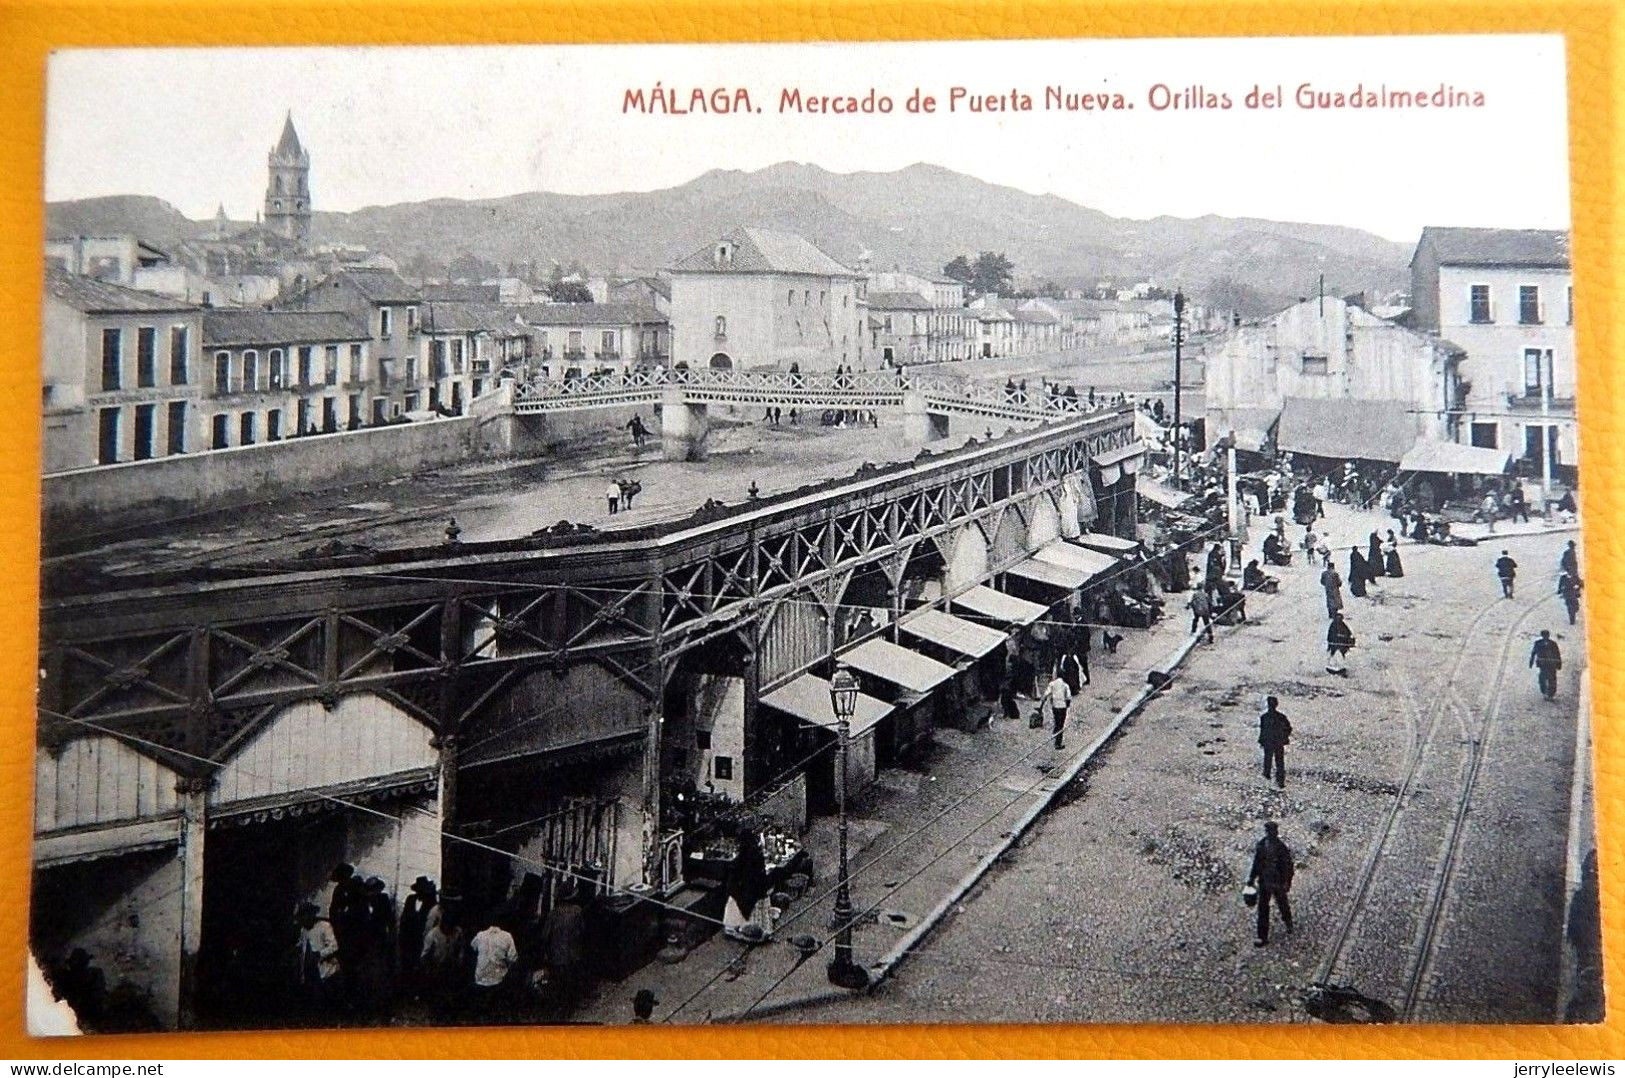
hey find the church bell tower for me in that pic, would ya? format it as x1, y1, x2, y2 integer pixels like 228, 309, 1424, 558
264, 111, 312, 246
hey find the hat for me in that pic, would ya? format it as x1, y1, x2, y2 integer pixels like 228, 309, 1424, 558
410, 876, 437, 896
1264, 821, 1279, 834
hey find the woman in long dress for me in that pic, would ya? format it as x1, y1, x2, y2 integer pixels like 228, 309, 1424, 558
1384, 529, 1404, 578
1347, 548, 1369, 598
1320, 564, 1344, 618
723, 825, 772, 942
1367, 531, 1385, 578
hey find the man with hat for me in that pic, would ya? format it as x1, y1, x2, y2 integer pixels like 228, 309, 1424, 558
1246, 822, 1295, 947
399, 876, 440, 984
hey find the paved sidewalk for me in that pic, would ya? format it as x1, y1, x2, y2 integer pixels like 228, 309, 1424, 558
575, 604, 1206, 1025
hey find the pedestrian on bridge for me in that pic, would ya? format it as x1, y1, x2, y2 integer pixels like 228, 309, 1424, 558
1246, 822, 1295, 946
1530, 630, 1563, 701
1258, 697, 1292, 789
1004, 377, 1017, 404
1495, 550, 1519, 598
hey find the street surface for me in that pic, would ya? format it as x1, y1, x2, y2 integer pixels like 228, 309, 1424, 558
763, 505, 1590, 1025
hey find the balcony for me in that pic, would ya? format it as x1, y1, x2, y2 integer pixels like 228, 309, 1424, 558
562, 348, 587, 362
595, 350, 622, 362
1504, 384, 1575, 411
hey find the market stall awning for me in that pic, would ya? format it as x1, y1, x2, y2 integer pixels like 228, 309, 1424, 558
1276, 397, 1417, 463
1134, 412, 1165, 442
1006, 556, 1089, 591
951, 584, 1047, 626
1209, 407, 1282, 453
1399, 439, 1512, 476
1073, 531, 1141, 556
839, 638, 958, 695
34, 815, 181, 870
1092, 440, 1147, 483
1033, 540, 1120, 580
1137, 478, 1193, 509
898, 608, 1008, 659
760, 674, 891, 738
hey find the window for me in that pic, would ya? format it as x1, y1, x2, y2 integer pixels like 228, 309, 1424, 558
349, 344, 364, 383
430, 340, 447, 379
101, 328, 122, 391
601, 331, 616, 355
324, 346, 339, 386
804, 289, 811, 304
787, 289, 795, 305
406, 356, 419, 385
242, 350, 259, 391
567, 330, 582, 354
97, 407, 120, 464
1469, 284, 1492, 324
133, 404, 155, 460
267, 409, 282, 440
296, 398, 311, 434
883, 316, 893, 332
136, 327, 156, 387
715, 315, 727, 337
1519, 285, 1542, 324
1523, 348, 1546, 395
372, 398, 387, 425
450, 339, 465, 373
167, 401, 186, 454
1471, 422, 1499, 449
211, 413, 229, 449
268, 349, 284, 390
239, 412, 256, 446
322, 397, 337, 433
379, 307, 393, 336
297, 346, 314, 387
843, 294, 849, 308
820, 291, 827, 305
348, 394, 362, 426
214, 351, 231, 394
1301, 353, 1329, 375
168, 326, 189, 385
406, 306, 418, 333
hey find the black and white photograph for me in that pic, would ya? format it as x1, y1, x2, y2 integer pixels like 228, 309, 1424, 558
30, 34, 1598, 1034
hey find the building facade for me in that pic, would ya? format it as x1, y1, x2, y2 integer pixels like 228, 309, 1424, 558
200, 309, 374, 445
42, 269, 203, 473
519, 302, 670, 379
1409, 227, 1575, 475
419, 302, 531, 411
667, 228, 866, 371
280, 267, 425, 416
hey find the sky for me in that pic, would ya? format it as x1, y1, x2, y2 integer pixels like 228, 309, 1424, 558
44, 35, 1570, 243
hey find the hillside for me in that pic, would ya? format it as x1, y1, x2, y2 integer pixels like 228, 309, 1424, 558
47, 163, 1412, 315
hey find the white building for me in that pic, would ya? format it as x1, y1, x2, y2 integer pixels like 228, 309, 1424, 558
667, 228, 866, 371
1409, 227, 1575, 477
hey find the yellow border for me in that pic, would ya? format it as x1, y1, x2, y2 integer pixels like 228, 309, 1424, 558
0, 0, 1618, 1059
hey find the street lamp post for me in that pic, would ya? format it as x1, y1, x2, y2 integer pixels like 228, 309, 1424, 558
1172, 290, 1186, 489
826, 665, 869, 990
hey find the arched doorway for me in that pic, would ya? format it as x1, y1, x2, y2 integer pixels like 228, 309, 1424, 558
709, 352, 733, 370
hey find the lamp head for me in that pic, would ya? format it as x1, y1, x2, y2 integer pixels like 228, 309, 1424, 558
829, 664, 860, 721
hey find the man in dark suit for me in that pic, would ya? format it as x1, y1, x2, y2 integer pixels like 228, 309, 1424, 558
1247, 822, 1295, 946
1258, 697, 1292, 789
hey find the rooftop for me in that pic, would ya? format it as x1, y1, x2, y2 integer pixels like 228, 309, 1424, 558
1417, 226, 1570, 269
45, 268, 197, 315
420, 302, 528, 335
670, 227, 859, 278
864, 291, 934, 311
203, 309, 369, 346
518, 302, 667, 326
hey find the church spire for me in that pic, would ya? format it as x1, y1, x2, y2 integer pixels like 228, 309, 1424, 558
273, 111, 305, 161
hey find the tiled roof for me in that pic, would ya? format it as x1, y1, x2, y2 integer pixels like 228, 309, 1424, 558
203, 309, 368, 346
1418, 227, 1570, 268
1014, 309, 1059, 324
864, 291, 933, 311
45, 268, 198, 314
334, 267, 420, 304
420, 302, 527, 334
518, 302, 667, 326
670, 227, 858, 277
420, 283, 501, 303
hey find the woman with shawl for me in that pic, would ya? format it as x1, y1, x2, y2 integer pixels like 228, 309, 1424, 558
723, 824, 772, 943
1384, 529, 1404, 578
1347, 547, 1369, 598
1367, 531, 1386, 578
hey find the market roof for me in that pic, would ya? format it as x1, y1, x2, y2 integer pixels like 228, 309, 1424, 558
758, 673, 890, 738
950, 584, 1045, 626
1033, 540, 1119, 581
45, 268, 197, 315
669, 227, 859, 277
1074, 531, 1141, 556
898, 608, 1007, 659
203, 309, 369, 346
1276, 397, 1417, 463
839, 638, 957, 695
864, 291, 934, 311
420, 302, 527, 335
1006, 556, 1090, 591
518, 302, 667, 326
1399, 439, 1512, 476
1416, 226, 1570, 269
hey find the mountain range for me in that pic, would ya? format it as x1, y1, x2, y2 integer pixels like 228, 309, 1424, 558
46, 162, 1413, 316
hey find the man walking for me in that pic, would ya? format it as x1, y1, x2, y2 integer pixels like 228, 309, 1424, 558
470, 915, 519, 1018
1530, 630, 1563, 701
1188, 588, 1215, 644
1044, 672, 1073, 750
1558, 571, 1582, 625
1561, 539, 1581, 584
1258, 696, 1292, 789
1246, 822, 1295, 947
1496, 550, 1518, 598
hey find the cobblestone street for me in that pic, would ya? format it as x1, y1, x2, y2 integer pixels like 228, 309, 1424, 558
759, 506, 1591, 1026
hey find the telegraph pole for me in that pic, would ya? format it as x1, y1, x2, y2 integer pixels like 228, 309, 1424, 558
1172, 290, 1185, 489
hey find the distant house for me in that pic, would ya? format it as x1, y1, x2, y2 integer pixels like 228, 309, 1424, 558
280, 266, 424, 414
42, 268, 203, 472
667, 228, 865, 371
419, 302, 531, 410
867, 271, 970, 362
44, 235, 170, 286
201, 309, 373, 443
1205, 295, 1460, 458
517, 302, 669, 378
1409, 226, 1574, 478
864, 291, 934, 366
